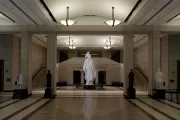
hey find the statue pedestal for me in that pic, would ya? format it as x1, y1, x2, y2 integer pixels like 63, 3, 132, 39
13, 89, 28, 99
151, 89, 165, 99
83, 85, 96, 89
44, 87, 54, 98
125, 88, 136, 99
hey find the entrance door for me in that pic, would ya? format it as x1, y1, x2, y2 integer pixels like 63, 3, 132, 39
177, 61, 180, 92
0, 60, 4, 92
98, 71, 106, 84
73, 71, 81, 84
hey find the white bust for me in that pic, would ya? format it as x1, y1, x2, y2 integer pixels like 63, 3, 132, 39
83, 52, 96, 85
155, 68, 163, 89
17, 72, 24, 89
155, 68, 162, 82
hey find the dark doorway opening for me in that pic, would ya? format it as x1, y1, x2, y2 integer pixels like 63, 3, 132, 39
177, 61, 180, 92
98, 71, 106, 84
0, 60, 4, 92
73, 71, 81, 85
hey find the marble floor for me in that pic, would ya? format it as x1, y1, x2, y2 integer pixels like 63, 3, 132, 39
0, 92, 13, 103
0, 91, 179, 120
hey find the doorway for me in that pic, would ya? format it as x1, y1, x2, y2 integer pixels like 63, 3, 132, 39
177, 61, 180, 92
73, 71, 81, 84
0, 60, 4, 92
98, 71, 106, 84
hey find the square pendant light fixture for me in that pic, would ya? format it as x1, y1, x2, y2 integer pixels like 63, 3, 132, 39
105, 7, 121, 27
60, 7, 76, 26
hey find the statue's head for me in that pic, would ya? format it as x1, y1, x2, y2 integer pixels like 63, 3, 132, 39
85, 52, 91, 59
157, 68, 160, 72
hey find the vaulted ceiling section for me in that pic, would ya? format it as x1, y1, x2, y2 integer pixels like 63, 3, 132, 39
1, 0, 180, 48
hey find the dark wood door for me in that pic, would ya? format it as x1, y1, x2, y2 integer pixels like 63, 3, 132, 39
177, 61, 180, 92
0, 60, 4, 92
73, 71, 81, 84
98, 71, 106, 84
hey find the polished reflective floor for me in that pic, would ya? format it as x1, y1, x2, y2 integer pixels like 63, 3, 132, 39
0, 90, 179, 120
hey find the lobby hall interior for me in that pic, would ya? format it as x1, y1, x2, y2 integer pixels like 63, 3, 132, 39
0, 0, 180, 120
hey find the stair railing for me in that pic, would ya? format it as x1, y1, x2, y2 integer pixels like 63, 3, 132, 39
134, 64, 148, 91
32, 64, 46, 89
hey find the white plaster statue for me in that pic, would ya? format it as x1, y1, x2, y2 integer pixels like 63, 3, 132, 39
83, 52, 96, 85
155, 68, 163, 89
17, 72, 24, 89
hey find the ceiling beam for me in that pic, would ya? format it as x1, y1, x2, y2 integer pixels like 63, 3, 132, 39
0, 25, 180, 34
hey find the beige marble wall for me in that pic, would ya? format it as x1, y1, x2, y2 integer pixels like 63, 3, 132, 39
102, 51, 111, 59
32, 42, 46, 73
12, 35, 21, 89
168, 35, 180, 89
161, 36, 168, 88
134, 44, 148, 75
68, 50, 77, 59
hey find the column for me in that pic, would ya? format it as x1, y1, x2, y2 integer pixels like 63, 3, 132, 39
123, 34, 134, 96
21, 32, 32, 94
148, 33, 161, 95
47, 33, 57, 96
81, 71, 84, 84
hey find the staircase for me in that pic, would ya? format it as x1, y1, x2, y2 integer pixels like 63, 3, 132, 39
32, 65, 46, 90
134, 64, 148, 91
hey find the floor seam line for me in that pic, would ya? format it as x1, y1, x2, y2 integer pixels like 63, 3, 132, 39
2, 97, 43, 120
154, 99, 180, 110
21, 98, 53, 120
0, 99, 13, 104
125, 98, 158, 120
137, 98, 176, 120
0, 100, 21, 110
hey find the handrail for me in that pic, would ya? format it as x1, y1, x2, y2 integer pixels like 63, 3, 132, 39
134, 64, 148, 91
134, 64, 148, 81
32, 64, 46, 80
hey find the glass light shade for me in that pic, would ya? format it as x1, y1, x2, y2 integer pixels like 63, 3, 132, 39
69, 46, 76, 49
60, 19, 76, 26
105, 19, 121, 27
106, 41, 114, 45
103, 46, 111, 49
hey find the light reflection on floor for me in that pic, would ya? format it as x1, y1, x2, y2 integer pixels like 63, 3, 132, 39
32, 86, 148, 97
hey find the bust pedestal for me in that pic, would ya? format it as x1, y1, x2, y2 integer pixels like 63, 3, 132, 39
152, 89, 165, 99
13, 89, 28, 99
44, 87, 54, 98
84, 85, 96, 89
124, 88, 136, 99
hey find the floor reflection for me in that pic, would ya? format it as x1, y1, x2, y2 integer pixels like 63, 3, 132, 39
83, 93, 96, 120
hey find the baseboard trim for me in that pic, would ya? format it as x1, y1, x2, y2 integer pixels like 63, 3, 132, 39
3, 90, 13, 92
28, 93, 32, 97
